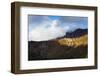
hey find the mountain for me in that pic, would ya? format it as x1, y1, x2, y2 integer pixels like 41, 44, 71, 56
28, 28, 88, 60
64, 28, 87, 38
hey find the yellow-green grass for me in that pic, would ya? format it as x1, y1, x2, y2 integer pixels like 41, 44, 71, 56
57, 34, 87, 47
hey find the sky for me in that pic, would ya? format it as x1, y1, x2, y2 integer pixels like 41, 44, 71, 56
28, 15, 88, 41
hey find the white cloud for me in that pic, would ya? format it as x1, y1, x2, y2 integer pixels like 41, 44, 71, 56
29, 19, 69, 41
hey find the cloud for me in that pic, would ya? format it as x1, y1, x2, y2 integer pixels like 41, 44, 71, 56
29, 19, 69, 41
29, 16, 88, 41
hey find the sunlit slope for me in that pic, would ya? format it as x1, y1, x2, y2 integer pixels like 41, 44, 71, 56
57, 34, 87, 47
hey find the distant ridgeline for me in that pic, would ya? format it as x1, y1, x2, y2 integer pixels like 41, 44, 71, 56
65, 28, 87, 38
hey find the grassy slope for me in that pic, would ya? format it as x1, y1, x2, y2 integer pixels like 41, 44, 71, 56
57, 35, 87, 47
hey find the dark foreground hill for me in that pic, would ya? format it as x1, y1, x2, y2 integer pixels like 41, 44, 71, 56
28, 40, 87, 60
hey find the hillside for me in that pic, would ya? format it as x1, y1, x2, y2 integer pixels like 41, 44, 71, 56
28, 29, 88, 60
57, 35, 87, 47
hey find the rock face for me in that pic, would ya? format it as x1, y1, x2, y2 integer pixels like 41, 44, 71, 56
65, 28, 87, 38
28, 28, 88, 60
